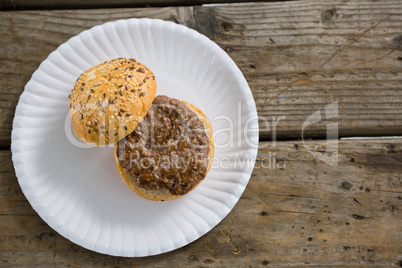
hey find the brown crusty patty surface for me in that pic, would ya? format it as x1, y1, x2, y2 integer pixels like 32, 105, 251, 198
116, 95, 210, 195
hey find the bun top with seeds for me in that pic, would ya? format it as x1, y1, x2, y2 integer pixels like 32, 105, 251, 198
69, 58, 157, 146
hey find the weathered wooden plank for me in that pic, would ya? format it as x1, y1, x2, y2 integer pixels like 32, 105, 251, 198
193, 1, 402, 140
1, 0, 402, 147
1, 139, 401, 266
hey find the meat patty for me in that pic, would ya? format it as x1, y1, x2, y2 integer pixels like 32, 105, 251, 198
116, 95, 210, 195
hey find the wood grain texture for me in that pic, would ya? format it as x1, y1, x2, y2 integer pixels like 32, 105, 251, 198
193, 0, 402, 140
1, 139, 402, 266
1, 0, 402, 147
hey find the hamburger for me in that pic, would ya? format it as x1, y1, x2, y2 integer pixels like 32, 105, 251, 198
69, 58, 214, 201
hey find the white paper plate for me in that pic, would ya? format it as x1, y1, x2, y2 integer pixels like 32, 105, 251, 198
11, 18, 258, 257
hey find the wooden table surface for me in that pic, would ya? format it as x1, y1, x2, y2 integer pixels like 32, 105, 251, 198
1, 0, 402, 266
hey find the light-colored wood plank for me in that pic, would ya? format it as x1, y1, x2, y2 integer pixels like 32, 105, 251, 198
1, 0, 402, 146
1, 138, 401, 266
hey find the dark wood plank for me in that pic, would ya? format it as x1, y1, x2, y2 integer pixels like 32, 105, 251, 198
0, 0, 280, 11
1, 139, 401, 266
1, 0, 402, 148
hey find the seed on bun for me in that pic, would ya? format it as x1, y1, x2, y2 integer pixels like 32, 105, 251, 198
68, 58, 157, 146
